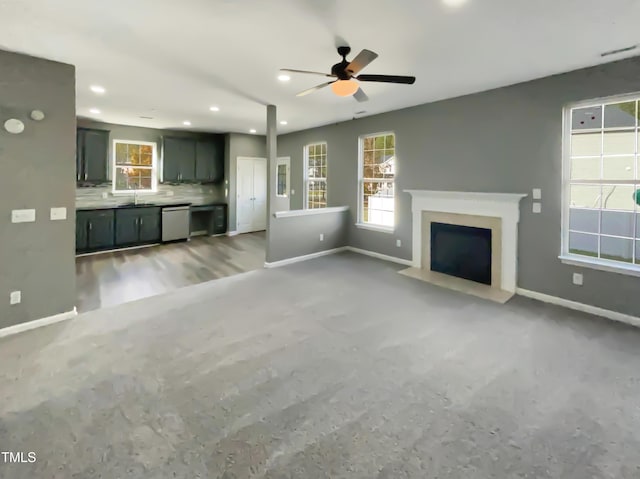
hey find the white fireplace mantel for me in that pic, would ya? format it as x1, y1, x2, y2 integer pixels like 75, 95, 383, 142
405, 190, 527, 293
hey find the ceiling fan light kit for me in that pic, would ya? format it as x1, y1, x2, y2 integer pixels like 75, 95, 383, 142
282, 46, 416, 102
332, 80, 359, 97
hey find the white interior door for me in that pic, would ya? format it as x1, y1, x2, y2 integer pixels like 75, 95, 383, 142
275, 157, 291, 212
236, 157, 267, 233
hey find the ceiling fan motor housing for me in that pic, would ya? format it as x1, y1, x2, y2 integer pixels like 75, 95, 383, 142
333, 46, 354, 80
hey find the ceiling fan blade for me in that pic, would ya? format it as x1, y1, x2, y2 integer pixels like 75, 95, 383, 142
281, 68, 335, 78
296, 81, 335, 97
353, 88, 369, 102
356, 74, 416, 84
346, 49, 378, 76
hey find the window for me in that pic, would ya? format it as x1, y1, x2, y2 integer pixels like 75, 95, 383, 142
358, 132, 396, 230
563, 96, 640, 270
276, 158, 289, 197
304, 143, 327, 209
113, 140, 158, 193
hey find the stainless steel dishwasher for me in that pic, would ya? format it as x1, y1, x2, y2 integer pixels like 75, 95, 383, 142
162, 205, 191, 242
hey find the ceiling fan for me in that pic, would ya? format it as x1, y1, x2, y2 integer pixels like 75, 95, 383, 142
281, 46, 416, 102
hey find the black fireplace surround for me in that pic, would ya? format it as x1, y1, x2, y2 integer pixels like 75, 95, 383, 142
430, 222, 492, 285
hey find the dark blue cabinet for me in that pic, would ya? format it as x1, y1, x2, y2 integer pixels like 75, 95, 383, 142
76, 210, 115, 253
115, 207, 161, 246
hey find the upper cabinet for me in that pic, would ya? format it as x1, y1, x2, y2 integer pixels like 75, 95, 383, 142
77, 128, 109, 184
162, 135, 224, 184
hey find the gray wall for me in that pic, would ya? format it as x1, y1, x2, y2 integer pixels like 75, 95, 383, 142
225, 133, 266, 231
0, 49, 76, 328
267, 210, 349, 263
278, 56, 640, 317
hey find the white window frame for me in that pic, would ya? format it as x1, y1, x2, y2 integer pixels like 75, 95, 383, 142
304, 142, 328, 209
560, 91, 640, 277
276, 158, 290, 198
356, 131, 396, 234
112, 139, 158, 194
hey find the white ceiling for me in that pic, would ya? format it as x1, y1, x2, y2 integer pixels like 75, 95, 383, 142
0, 0, 638, 134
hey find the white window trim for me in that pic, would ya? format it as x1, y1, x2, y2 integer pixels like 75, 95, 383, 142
304, 142, 328, 209
112, 139, 159, 194
357, 131, 396, 233
561, 92, 640, 276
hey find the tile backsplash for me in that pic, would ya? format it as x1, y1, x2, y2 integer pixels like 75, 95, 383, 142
76, 183, 226, 209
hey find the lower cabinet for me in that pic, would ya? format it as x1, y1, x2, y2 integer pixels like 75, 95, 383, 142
213, 205, 227, 234
76, 210, 115, 253
115, 207, 161, 246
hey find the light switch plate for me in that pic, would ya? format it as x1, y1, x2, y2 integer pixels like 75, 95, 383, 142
11, 209, 36, 223
320, 233, 324, 241
396, 239, 402, 247
10, 291, 21, 305
532, 202, 542, 214
573, 273, 583, 286
533, 188, 542, 200
291, 189, 295, 195
50, 207, 67, 221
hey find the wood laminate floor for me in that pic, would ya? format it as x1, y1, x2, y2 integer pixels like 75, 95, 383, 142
76, 232, 265, 313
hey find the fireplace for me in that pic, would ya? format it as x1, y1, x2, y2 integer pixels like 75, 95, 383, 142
401, 190, 526, 302
431, 222, 492, 285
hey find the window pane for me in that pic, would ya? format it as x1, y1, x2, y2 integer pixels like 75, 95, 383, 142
277, 164, 287, 196
571, 157, 600, 180
385, 134, 395, 148
307, 180, 327, 209
602, 184, 635, 211
572, 106, 602, 130
604, 101, 637, 129
363, 150, 375, 166
571, 132, 601, 157
601, 210, 634, 237
363, 181, 394, 226
374, 135, 385, 149
570, 185, 601, 208
600, 236, 633, 263
363, 137, 374, 150
321, 143, 326, 154
636, 240, 640, 264
603, 131, 636, 155
569, 208, 599, 233
603, 156, 634, 180
115, 167, 153, 191
115, 143, 128, 165
569, 232, 598, 257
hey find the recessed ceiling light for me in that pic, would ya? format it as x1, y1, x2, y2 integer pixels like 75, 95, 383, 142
280, 120, 288, 125
90, 85, 106, 94
209, 106, 220, 112
89, 108, 101, 114
249, 129, 257, 134
278, 74, 291, 82
442, 0, 468, 7
183, 121, 191, 126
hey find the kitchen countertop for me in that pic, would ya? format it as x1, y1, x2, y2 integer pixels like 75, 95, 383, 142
76, 202, 227, 211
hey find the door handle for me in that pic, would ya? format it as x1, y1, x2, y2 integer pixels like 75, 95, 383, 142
84, 171, 88, 181
88, 221, 92, 231
140, 218, 143, 226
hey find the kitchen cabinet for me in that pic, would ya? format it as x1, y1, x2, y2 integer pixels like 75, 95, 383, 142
163, 136, 224, 184
195, 140, 224, 183
162, 137, 196, 182
115, 207, 161, 246
190, 204, 227, 235
76, 210, 115, 252
77, 128, 109, 184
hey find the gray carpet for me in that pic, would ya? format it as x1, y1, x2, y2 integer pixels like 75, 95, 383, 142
1, 252, 640, 478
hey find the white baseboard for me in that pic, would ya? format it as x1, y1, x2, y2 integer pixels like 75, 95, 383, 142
227, 230, 239, 237
516, 288, 640, 328
0, 307, 78, 339
346, 247, 413, 266
264, 247, 347, 268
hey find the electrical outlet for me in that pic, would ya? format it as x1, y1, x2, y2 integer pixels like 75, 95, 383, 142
532, 188, 542, 200
396, 239, 402, 247
320, 233, 324, 241
166, 191, 175, 197
572, 273, 583, 286
291, 189, 295, 195
101, 192, 109, 199
10, 291, 21, 305
532, 202, 541, 214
